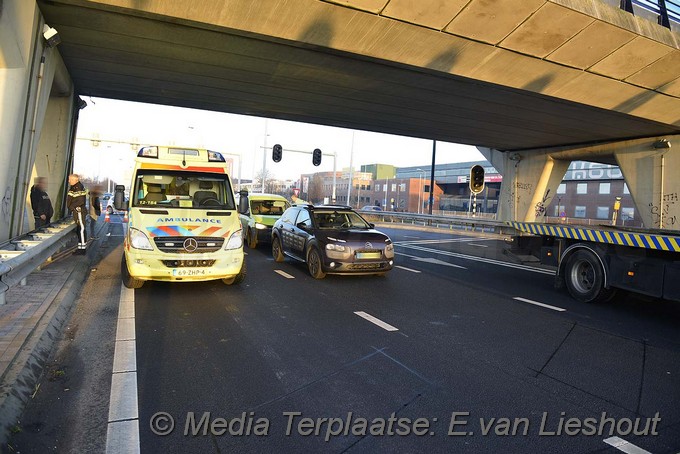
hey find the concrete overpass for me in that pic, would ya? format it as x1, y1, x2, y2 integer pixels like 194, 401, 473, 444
1, 0, 680, 241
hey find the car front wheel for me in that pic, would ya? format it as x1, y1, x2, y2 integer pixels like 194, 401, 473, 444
272, 236, 285, 263
307, 247, 326, 279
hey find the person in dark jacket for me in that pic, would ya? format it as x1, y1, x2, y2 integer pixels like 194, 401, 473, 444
67, 173, 88, 251
30, 177, 53, 229
88, 185, 103, 239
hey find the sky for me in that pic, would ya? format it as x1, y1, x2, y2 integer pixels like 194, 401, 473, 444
74, 97, 484, 185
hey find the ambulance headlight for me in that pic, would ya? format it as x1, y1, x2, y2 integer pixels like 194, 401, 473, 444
129, 228, 154, 250
255, 222, 267, 230
225, 229, 243, 250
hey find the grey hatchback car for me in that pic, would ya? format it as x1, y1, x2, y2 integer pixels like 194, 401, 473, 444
271, 205, 394, 279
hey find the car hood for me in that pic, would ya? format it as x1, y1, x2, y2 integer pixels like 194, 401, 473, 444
318, 228, 391, 245
252, 214, 282, 226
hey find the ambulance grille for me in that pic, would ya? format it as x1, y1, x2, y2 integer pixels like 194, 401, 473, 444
154, 236, 224, 253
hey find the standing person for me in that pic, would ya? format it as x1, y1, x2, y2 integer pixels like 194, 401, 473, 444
30, 177, 54, 229
88, 185, 102, 240
67, 174, 88, 251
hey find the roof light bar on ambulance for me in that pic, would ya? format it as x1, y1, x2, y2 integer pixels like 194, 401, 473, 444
138, 146, 159, 158
208, 151, 226, 162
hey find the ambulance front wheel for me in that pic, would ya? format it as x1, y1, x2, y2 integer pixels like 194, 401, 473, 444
121, 253, 144, 289
222, 260, 247, 286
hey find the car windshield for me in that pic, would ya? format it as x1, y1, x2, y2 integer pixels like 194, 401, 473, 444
132, 170, 235, 210
251, 200, 289, 215
313, 210, 371, 230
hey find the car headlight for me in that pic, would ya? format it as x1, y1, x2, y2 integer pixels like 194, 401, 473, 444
225, 229, 243, 250
255, 222, 268, 230
385, 243, 394, 258
326, 243, 346, 252
129, 228, 153, 251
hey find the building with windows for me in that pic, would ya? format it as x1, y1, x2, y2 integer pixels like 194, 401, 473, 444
549, 162, 640, 225
360, 164, 397, 180
300, 160, 641, 224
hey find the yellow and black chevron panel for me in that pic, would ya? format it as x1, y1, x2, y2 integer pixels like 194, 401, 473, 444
510, 222, 680, 253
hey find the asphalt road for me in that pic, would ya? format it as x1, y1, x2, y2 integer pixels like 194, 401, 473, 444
10, 223, 680, 453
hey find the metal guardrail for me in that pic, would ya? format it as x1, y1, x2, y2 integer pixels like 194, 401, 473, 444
0, 220, 76, 305
621, 0, 680, 29
357, 210, 517, 236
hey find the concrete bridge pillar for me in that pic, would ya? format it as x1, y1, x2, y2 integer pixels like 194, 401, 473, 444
478, 147, 570, 223
0, 0, 75, 240
479, 135, 680, 230
613, 138, 679, 230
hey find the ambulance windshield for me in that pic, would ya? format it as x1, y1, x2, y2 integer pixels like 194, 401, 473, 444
132, 171, 236, 210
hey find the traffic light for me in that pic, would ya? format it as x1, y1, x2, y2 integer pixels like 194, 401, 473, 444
312, 148, 322, 166
272, 144, 283, 163
469, 165, 485, 194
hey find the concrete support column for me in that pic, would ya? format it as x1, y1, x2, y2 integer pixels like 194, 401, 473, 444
0, 0, 74, 240
614, 139, 679, 230
479, 147, 570, 223
29, 93, 76, 225
481, 135, 680, 230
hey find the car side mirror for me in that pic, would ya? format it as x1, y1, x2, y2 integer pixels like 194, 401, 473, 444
297, 222, 308, 231
368, 223, 375, 229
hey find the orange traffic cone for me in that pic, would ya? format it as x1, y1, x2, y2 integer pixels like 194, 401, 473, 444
104, 212, 110, 222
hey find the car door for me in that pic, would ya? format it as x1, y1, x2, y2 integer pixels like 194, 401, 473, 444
291, 209, 313, 258
279, 207, 298, 254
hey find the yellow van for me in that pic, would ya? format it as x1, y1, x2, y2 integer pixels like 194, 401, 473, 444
114, 146, 245, 289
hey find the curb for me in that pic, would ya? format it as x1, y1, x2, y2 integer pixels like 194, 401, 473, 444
0, 258, 90, 446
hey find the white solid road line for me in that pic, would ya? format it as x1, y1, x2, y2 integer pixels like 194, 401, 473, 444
106, 284, 140, 454
604, 436, 652, 454
397, 252, 466, 269
395, 237, 496, 246
274, 269, 296, 279
513, 297, 566, 312
354, 311, 399, 332
467, 243, 488, 248
395, 265, 422, 273
398, 243, 555, 275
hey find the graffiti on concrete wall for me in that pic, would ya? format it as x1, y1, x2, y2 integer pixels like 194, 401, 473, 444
507, 181, 533, 214
534, 189, 553, 218
1, 187, 11, 224
649, 192, 678, 227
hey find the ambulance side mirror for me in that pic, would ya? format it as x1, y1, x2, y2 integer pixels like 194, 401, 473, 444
238, 190, 249, 215
114, 185, 127, 211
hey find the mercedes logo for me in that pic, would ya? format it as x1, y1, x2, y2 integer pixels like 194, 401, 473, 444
183, 237, 198, 253
365, 242, 373, 249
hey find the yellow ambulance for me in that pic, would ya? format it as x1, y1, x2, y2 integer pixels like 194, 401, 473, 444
114, 146, 245, 289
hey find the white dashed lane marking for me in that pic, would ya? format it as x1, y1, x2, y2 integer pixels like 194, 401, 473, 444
513, 297, 566, 312
274, 269, 296, 279
604, 436, 652, 454
354, 311, 399, 332
395, 265, 421, 273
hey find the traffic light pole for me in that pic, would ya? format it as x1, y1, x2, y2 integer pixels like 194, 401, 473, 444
428, 140, 436, 216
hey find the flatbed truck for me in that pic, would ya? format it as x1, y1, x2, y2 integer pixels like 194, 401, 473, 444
509, 221, 680, 303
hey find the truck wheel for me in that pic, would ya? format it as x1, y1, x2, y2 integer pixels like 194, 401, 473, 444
307, 247, 326, 279
247, 228, 258, 249
222, 260, 247, 285
564, 249, 611, 303
272, 237, 285, 263
121, 254, 144, 289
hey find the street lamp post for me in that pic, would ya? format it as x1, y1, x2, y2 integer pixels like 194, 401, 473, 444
416, 168, 425, 214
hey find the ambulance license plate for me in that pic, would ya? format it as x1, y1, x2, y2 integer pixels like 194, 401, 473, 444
172, 269, 206, 277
